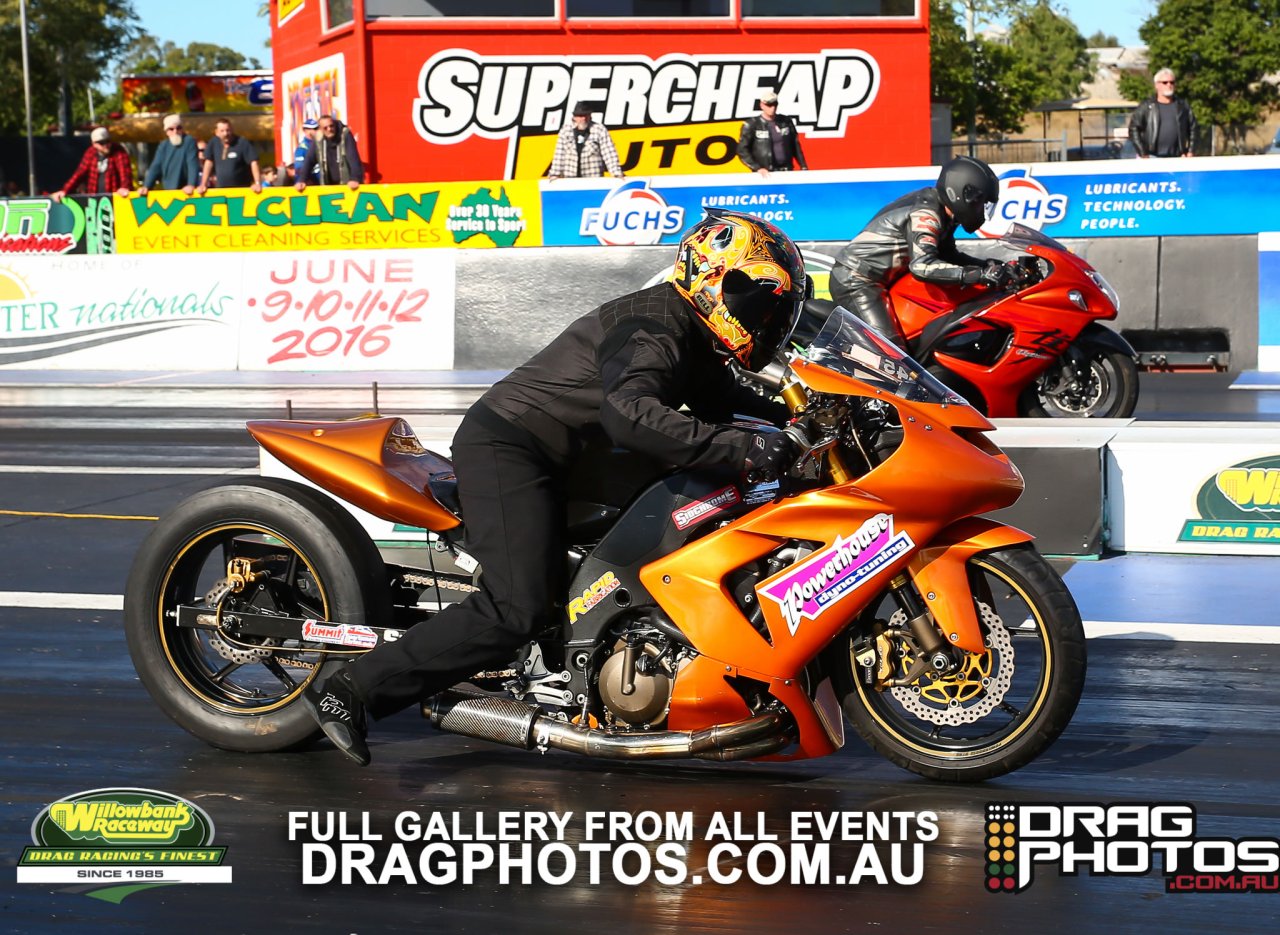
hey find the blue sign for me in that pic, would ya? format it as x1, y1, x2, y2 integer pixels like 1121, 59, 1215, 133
248, 78, 273, 108
539, 157, 1280, 246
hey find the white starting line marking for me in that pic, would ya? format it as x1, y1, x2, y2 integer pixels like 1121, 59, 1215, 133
0, 465, 256, 475
0, 592, 124, 610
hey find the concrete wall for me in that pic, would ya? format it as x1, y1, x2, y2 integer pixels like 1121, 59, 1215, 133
455, 236, 1260, 371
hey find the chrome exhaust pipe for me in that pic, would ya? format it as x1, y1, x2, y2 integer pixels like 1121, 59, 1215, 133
425, 689, 789, 761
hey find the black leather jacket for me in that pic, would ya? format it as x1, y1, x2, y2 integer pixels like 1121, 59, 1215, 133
737, 114, 808, 171
480, 283, 787, 469
833, 187, 984, 287
1129, 97, 1197, 157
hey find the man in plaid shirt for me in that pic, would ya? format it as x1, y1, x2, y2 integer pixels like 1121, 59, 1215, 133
548, 101, 625, 180
53, 127, 133, 200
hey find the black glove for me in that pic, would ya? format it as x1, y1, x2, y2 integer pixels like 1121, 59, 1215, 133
744, 431, 798, 483
962, 260, 1011, 289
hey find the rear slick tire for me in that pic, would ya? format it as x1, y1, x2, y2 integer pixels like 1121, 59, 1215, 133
831, 543, 1086, 782
123, 477, 390, 753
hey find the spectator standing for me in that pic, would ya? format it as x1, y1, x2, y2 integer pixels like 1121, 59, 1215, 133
198, 118, 262, 193
547, 101, 624, 181
52, 127, 133, 201
1129, 68, 1197, 158
138, 114, 200, 196
293, 117, 320, 184
295, 115, 364, 190
737, 91, 808, 177
261, 165, 279, 187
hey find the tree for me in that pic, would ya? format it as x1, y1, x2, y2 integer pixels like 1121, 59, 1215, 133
0, 0, 140, 135
121, 33, 263, 74
1122, 0, 1280, 153
931, 0, 1042, 137
1086, 30, 1120, 46
1008, 1, 1093, 103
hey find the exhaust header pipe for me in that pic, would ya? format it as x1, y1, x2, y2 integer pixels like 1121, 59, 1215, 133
425, 690, 790, 761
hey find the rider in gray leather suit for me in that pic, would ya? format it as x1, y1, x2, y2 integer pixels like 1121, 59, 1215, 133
830, 156, 1004, 347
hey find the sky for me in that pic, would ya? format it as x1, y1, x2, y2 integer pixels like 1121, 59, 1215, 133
127, 0, 1156, 70
131, 0, 273, 66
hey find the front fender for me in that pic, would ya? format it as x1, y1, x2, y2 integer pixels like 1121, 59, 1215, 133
1074, 322, 1137, 359
907, 518, 1034, 654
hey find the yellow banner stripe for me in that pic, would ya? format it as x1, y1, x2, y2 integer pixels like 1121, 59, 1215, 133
0, 509, 158, 521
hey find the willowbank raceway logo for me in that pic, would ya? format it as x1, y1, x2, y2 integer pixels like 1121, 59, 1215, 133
16, 788, 232, 902
983, 802, 1280, 893
1179, 455, 1280, 543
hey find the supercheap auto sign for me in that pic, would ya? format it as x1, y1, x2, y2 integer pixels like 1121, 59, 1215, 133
113, 182, 543, 253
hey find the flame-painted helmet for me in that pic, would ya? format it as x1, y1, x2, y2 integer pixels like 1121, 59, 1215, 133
672, 209, 807, 371
936, 155, 1000, 233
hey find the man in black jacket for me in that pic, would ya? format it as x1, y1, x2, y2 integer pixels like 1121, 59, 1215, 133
1129, 68, 1197, 158
830, 156, 1005, 347
304, 211, 808, 765
737, 91, 808, 177
295, 114, 365, 189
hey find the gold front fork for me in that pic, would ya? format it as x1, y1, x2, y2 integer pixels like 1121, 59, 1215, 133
781, 378, 852, 484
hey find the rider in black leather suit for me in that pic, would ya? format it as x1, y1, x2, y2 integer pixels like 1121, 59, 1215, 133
830, 156, 1004, 347
302, 210, 809, 766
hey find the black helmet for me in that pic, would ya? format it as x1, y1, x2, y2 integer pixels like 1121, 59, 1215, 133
672, 209, 807, 371
936, 156, 1000, 233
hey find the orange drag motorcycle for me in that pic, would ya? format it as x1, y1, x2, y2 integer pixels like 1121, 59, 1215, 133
124, 308, 1086, 781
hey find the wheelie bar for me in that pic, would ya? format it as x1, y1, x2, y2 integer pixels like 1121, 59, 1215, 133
425, 690, 791, 761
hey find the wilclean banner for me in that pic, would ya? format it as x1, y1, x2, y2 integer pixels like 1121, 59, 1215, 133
112, 182, 543, 254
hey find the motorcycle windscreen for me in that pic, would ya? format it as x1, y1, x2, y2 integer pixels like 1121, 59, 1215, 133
801, 306, 967, 406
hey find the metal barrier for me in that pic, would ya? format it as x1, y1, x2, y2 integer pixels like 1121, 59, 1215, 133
931, 135, 1068, 164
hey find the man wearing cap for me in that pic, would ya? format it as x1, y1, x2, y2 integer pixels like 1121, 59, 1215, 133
137, 114, 200, 196
293, 117, 321, 184
548, 101, 625, 180
52, 127, 133, 201
737, 91, 808, 177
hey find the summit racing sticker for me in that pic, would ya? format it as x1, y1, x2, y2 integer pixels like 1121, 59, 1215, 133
671, 485, 740, 530
983, 802, 1280, 894
760, 513, 913, 636
17, 788, 231, 899
302, 619, 380, 649
1179, 456, 1280, 543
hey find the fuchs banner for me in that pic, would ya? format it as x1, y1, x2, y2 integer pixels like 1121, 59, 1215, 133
540, 157, 1280, 247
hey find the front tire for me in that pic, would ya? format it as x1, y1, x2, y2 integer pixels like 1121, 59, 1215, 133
1019, 348, 1138, 418
831, 543, 1086, 781
124, 478, 390, 753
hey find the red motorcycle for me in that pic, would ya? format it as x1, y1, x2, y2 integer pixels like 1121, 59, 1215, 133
817, 224, 1139, 418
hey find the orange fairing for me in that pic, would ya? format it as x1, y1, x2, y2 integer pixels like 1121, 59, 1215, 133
908, 518, 1034, 654
645, 354, 1025, 756
247, 418, 461, 532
